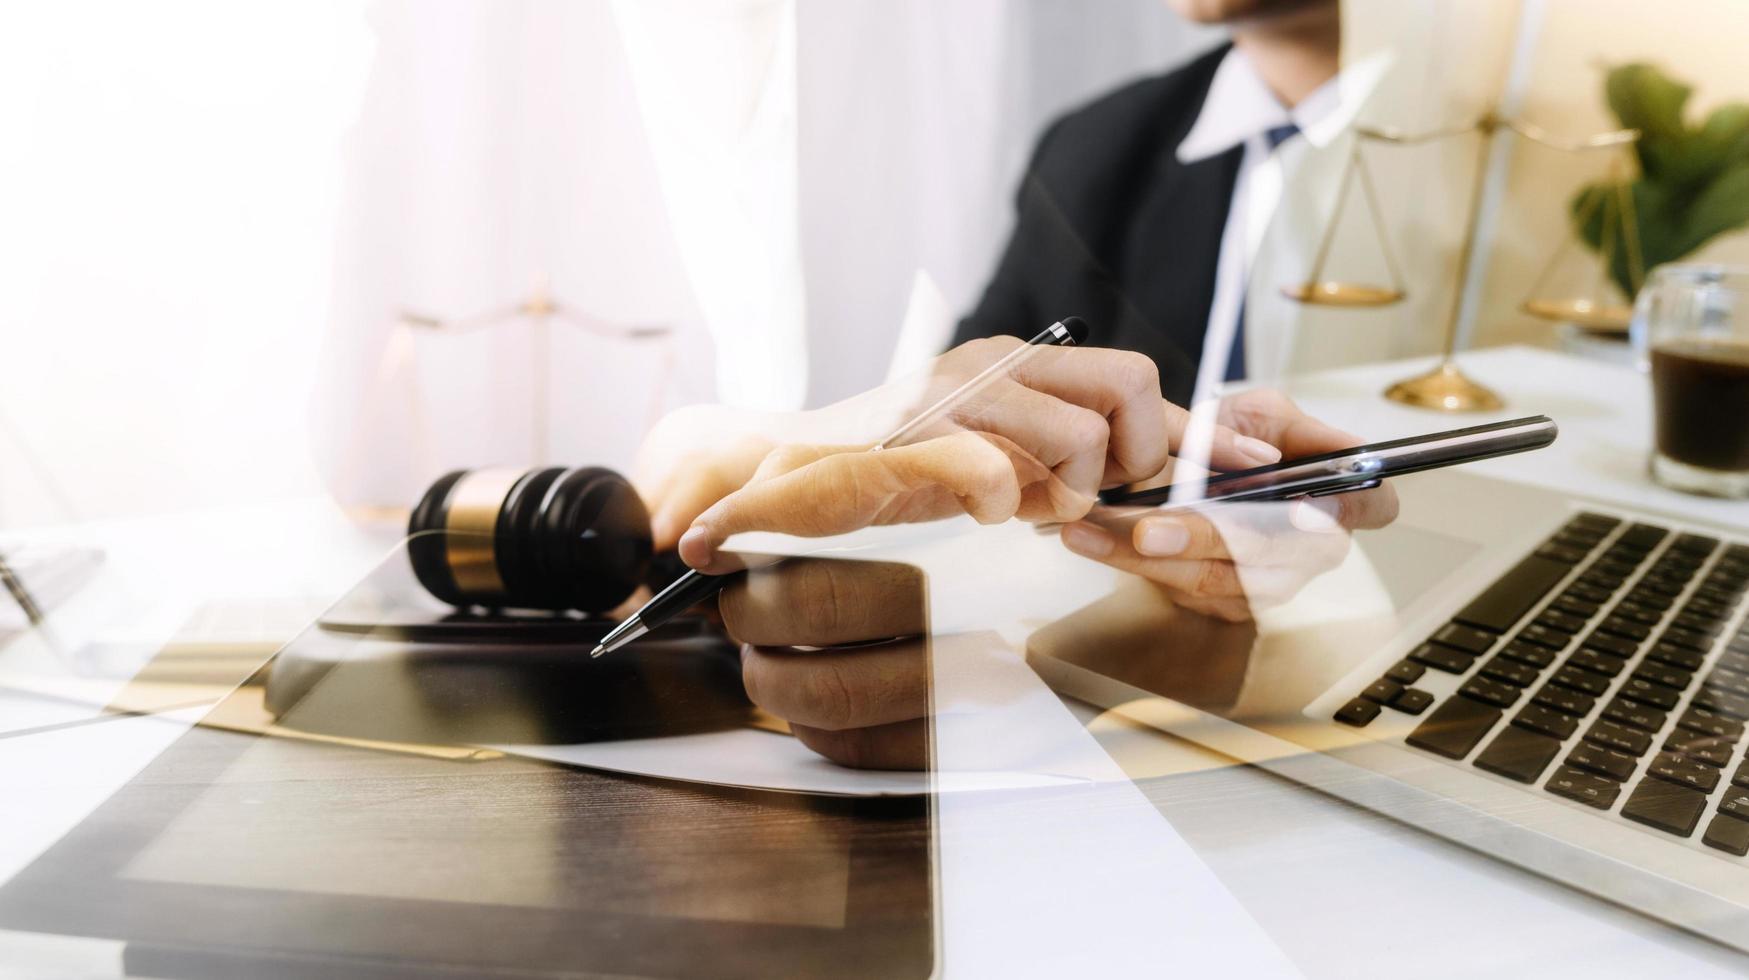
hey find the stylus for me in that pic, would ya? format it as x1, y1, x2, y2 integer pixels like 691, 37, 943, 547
591, 315, 1091, 659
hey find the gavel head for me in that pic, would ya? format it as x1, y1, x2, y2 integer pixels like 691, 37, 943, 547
406, 467, 651, 613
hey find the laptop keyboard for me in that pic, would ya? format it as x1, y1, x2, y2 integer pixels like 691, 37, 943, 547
1334, 513, 1749, 853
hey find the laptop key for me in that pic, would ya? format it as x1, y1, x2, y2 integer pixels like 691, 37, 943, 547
1647, 644, 1705, 672
1434, 623, 1497, 655
1518, 624, 1572, 651
1514, 704, 1579, 740
1632, 664, 1694, 691
1680, 707, 1745, 741
1535, 609, 1589, 634
1410, 643, 1475, 674
1648, 752, 1722, 793
1567, 743, 1637, 782
1552, 595, 1601, 619
1662, 735, 1733, 769
1580, 633, 1638, 659
1622, 777, 1707, 836
1586, 720, 1652, 756
1604, 698, 1666, 733
1597, 617, 1653, 642
1704, 669, 1749, 698
1536, 544, 1589, 565
1619, 524, 1670, 550
1451, 555, 1570, 634
1672, 533, 1719, 555
1335, 698, 1381, 727
1407, 696, 1503, 759
1721, 791, 1749, 821
1621, 590, 1673, 612
1385, 659, 1426, 684
1565, 583, 1613, 605
1568, 649, 1628, 678
1390, 688, 1434, 715
1546, 766, 1622, 810
1639, 578, 1685, 598
1551, 666, 1610, 698
1480, 657, 1541, 688
1459, 676, 1521, 708
1607, 604, 1663, 627
1618, 677, 1682, 711
1361, 679, 1404, 703
1694, 688, 1749, 720
1673, 613, 1725, 636
1703, 814, 1749, 856
1500, 641, 1556, 669
1685, 598, 1732, 620
1662, 626, 1715, 652
1533, 685, 1594, 718
1475, 726, 1562, 783
1735, 760, 1749, 789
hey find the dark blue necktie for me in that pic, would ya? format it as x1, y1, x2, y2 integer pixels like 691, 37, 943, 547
1224, 121, 1302, 383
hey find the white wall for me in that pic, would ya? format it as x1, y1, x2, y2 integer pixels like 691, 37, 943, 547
0, 1, 373, 525
1473, 0, 1749, 348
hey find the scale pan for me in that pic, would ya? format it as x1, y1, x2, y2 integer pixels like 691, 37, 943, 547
1520, 297, 1631, 332
1281, 282, 1405, 306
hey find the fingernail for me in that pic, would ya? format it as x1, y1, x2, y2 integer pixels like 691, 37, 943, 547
1061, 522, 1114, 558
1137, 518, 1190, 556
1291, 497, 1342, 533
1236, 435, 1282, 466
678, 524, 715, 568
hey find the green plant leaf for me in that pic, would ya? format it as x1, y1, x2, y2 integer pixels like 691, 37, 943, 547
1608, 63, 1693, 182
1685, 162, 1749, 246
1660, 103, 1749, 187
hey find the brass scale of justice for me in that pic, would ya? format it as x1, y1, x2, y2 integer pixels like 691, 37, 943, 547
1284, 110, 1641, 412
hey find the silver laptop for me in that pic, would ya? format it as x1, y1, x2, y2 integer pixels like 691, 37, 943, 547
1028, 469, 1749, 951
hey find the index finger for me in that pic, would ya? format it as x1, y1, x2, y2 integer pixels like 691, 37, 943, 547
680, 432, 1049, 572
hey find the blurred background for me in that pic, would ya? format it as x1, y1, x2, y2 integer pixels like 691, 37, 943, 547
2, 0, 1746, 526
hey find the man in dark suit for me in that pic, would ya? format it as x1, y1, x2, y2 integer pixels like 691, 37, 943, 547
953, 0, 1344, 405
636, 0, 1401, 767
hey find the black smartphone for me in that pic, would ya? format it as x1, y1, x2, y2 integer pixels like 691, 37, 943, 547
1099, 415, 1558, 509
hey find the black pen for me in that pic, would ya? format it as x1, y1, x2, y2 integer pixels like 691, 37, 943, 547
590, 316, 1090, 659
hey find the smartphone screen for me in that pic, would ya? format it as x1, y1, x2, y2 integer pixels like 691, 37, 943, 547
1100, 416, 1559, 509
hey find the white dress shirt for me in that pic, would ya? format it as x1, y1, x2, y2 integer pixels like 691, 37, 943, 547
1176, 46, 1345, 404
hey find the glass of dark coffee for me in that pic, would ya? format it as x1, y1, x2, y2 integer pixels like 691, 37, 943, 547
1634, 265, 1749, 498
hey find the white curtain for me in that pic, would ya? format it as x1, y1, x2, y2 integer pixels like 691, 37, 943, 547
312, 0, 1219, 509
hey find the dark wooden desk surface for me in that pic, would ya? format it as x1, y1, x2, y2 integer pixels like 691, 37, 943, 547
0, 719, 935, 979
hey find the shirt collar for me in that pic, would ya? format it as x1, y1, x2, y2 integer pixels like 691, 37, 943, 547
1176, 45, 1358, 164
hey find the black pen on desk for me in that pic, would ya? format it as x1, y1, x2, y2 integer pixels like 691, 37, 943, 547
0, 550, 44, 626
590, 315, 1091, 659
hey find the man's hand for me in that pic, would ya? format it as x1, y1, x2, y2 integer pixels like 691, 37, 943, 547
674, 341, 1280, 572
720, 558, 931, 769
637, 339, 1282, 568
1059, 389, 1400, 621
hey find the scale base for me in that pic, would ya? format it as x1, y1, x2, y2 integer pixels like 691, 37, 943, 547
1383, 361, 1504, 412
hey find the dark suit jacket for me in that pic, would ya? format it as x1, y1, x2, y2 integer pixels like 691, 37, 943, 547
952, 44, 1240, 406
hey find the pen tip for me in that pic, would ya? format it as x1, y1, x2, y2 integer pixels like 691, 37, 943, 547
589, 644, 606, 659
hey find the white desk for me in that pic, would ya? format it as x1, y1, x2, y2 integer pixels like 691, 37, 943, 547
1, 346, 1746, 977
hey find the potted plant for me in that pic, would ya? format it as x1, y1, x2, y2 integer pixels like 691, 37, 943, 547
1572, 63, 1749, 300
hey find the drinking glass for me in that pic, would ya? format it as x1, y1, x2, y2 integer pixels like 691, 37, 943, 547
1632, 264, 1749, 498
